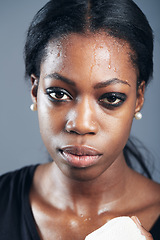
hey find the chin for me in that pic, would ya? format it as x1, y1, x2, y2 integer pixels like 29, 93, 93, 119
59, 164, 108, 182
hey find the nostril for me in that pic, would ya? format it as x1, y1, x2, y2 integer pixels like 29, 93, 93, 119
66, 128, 95, 135
67, 130, 78, 134
89, 132, 95, 135
65, 128, 79, 134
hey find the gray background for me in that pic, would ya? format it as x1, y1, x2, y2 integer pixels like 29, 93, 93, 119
0, 0, 160, 183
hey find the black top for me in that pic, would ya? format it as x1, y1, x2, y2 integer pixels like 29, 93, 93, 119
0, 165, 159, 239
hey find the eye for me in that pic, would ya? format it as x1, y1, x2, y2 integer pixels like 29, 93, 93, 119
99, 92, 127, 108
46, 87, 72, 102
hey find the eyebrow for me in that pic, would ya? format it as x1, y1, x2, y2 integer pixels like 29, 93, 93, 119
94, 78, 131, 89
44, 73, 131, 88
44, 72, 76, 86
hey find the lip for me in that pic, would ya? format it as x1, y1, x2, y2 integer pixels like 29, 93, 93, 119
59, 146, 102, 168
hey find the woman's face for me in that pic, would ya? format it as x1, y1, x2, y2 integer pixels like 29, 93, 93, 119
31, 33, 144, 181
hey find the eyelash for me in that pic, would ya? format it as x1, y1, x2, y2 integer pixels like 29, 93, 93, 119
45, 88, 127, 108
99, 92, 127, 108
46, 87, 73, 102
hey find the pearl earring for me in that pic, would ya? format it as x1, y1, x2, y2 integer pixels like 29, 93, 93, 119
30, 103, 37, 111
134, 112, 142, 120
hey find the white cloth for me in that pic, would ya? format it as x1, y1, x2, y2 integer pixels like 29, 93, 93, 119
85, 216, 146, 240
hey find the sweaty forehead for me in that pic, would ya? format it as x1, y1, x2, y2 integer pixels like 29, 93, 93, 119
41, 32, 138, 86
48, 32, 130, 52
44, 32, 136, 67
61, 32, 115, 50
62, 32, 127, 49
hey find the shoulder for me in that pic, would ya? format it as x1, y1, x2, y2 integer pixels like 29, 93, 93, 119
144, 178, 160, 208
0, 165, 38, 220
131, 170, 160, 203
0, 165, 38, 187
128, 170, 160, 230
0, 165, 38, 204
141, 174, 160, 199
0, 165, 39, 238
127, 168, 160, 214
129, 169, 160, 216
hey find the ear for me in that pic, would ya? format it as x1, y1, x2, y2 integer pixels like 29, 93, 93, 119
135, 81, 145, 113
31, 74, 38, 104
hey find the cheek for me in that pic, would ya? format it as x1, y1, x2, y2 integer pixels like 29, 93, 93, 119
100, 100, 136, 152
102, 116, 132, 146
38, 107, 67, 139
37, 92, 67, 148
38, 108, 68, 160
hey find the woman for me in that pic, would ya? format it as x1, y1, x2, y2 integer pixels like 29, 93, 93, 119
0, 0, 159, 239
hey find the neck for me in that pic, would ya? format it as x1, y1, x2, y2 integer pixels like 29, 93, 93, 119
39, 153, 131, 216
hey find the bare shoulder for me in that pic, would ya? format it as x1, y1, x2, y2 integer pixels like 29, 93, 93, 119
129, 169, 160, 204
128, 169, 160, 229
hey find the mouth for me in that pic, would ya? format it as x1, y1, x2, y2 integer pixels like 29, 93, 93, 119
59, 146, 102, 168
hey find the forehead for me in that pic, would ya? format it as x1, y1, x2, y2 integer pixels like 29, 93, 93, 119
41, 32, 138, 85
45, 32, 135, 60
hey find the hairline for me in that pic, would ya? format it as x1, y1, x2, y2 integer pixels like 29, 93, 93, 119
39, 30, 139, 83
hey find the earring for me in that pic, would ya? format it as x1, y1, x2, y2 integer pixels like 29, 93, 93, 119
30, 103, 37, 111
134, 112, 142, 120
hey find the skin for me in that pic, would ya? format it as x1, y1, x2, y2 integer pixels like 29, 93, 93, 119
30, 32, 160, 240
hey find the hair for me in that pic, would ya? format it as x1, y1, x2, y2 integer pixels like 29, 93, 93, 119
24, 0, 154, 178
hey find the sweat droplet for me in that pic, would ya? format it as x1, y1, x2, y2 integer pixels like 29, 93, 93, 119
80, 214, 84, 218
108, 64, 111, 69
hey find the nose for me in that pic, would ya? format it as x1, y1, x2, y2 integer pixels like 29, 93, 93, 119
65, 97, 99, 135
